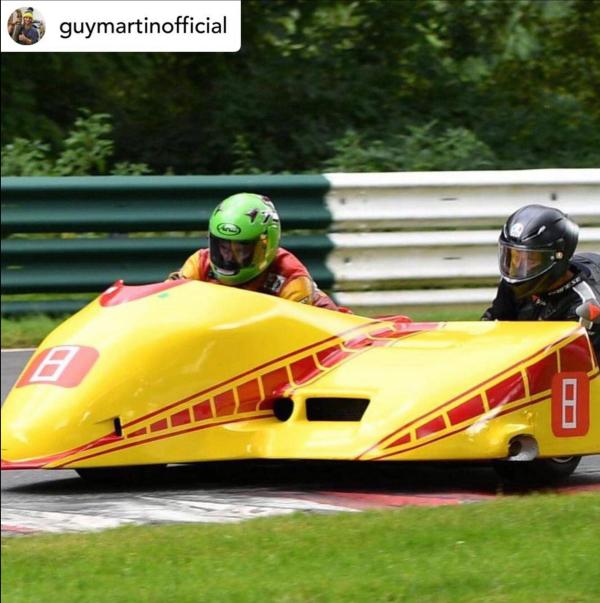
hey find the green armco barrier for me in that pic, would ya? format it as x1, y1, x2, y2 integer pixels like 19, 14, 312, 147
1, 176, 334, 315
1, 299, 92, 316
1, 175, 331, 234
1, 235, 334, 293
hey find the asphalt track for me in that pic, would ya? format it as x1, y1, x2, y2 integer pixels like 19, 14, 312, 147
2, 349, 599, 535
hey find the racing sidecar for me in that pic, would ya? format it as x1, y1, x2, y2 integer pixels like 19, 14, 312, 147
2, 280, 598, 484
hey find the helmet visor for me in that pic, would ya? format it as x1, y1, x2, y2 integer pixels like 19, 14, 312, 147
209, 235, 266, 276
499, 244, 556, 282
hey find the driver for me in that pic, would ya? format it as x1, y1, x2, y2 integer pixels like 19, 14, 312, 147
482, 204, 600, 358
168, 192, 344, 311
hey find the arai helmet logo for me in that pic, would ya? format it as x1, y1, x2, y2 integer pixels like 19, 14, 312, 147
217, 223, 241, 236
509, 222, 524, 238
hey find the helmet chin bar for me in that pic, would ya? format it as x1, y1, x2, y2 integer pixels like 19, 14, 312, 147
507, 263, 565, 299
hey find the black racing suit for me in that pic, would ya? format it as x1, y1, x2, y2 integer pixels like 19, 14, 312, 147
482, 252, 600, 360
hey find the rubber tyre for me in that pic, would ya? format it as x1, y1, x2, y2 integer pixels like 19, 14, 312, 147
76, 465, 167, 484
493, 456, 581, 486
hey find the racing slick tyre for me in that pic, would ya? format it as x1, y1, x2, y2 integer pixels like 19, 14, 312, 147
75, 464, 167, 485
493, 456, 581, 486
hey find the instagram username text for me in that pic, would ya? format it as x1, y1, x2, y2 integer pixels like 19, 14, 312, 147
59, 15, 227, 39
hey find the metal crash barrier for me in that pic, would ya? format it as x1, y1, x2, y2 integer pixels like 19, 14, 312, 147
2, 169, 599, 316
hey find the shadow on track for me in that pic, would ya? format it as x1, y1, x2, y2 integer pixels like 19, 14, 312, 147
6, 460, 597, 497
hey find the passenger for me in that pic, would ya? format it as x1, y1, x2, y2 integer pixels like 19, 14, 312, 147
482, 204, 600, 357
169, 192, 344, 311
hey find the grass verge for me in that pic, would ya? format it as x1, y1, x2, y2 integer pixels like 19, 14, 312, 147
1, 315, 67, 349
2, 494, 599, 603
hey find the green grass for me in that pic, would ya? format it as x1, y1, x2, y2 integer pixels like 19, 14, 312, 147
1, 315, 67, 348
0, 309, 482, 349
2, 495, 599, 603
399, 307, 482, 322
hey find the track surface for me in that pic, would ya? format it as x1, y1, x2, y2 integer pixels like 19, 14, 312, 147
2, 349, 599, 534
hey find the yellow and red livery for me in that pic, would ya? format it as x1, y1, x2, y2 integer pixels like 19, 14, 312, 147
2, 280, 598, 482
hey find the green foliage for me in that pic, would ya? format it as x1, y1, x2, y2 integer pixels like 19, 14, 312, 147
52, 111, 114, 175
1, 111, 151, 176
110, 162, 152, 176
1, 0, 599, 174
324, 123, 496, 172
399, 125, 496, 171
230, 134, 264, 175
0, 138, 53, 176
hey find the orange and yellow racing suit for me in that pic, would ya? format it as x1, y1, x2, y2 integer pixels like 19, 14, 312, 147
169, 247, 343, 311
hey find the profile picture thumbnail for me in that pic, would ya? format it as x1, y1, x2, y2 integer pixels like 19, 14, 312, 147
7, 6, 45, 45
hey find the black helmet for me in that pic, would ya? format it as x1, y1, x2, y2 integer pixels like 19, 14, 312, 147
498, 204, 579, 298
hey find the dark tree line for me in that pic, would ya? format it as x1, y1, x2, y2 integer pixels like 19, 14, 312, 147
2, 0, 599, 175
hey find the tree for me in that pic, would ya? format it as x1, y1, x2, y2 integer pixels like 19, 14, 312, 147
2, 0, 598, 174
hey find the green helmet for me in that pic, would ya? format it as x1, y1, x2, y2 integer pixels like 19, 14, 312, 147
208, 193, 281, 285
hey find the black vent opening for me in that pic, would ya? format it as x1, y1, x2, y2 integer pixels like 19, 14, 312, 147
273, 398, 294, 421
113, 417, 123, 437
306, 398, 370, 421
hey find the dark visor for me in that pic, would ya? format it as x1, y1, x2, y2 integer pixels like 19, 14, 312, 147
499, 244, 556, 282
209, 235, 264, 275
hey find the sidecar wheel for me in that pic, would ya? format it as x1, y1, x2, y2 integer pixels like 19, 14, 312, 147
76, 465, 167, 484
493, 456, 581, 486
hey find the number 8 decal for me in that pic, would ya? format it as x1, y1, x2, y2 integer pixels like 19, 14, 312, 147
17, 345, 99, 388
551, 372, 589, 437
561, 378, 578, 429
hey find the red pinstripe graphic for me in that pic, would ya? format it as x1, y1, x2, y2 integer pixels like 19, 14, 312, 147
447, 395, 485, 426
527, 353, 558, 396
1, 430, 128, 470
370, 369, 599, 461
150, 419, 168, 432
4, 319, 434, 470
214, 390, 236, 417
53, 414, 271, 468
371, 394, 552, 461
316, 344, 350, 367
258, 398, 276, 411
493, 394, 553, 419
487, 373, 525, 409
123, 320, 440, 430
4, 371, 596, 470
385, 433, 411, 448
369, 327, 398, 338
261, 367, 289, 397
122, 319, 386, 429
170, 409, 191, 427
560, 335, 595, 373
193, 401, 212, 421
356, 327, 586, 459
291, 356, 321, 385
415, 416, 446, 439
120, 319, 438, 449
344, 335, 372, 349
237, 379, 261, 413
42, 319, 438, 469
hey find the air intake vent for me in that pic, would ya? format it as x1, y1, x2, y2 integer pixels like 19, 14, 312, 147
306, 398, 370, 421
